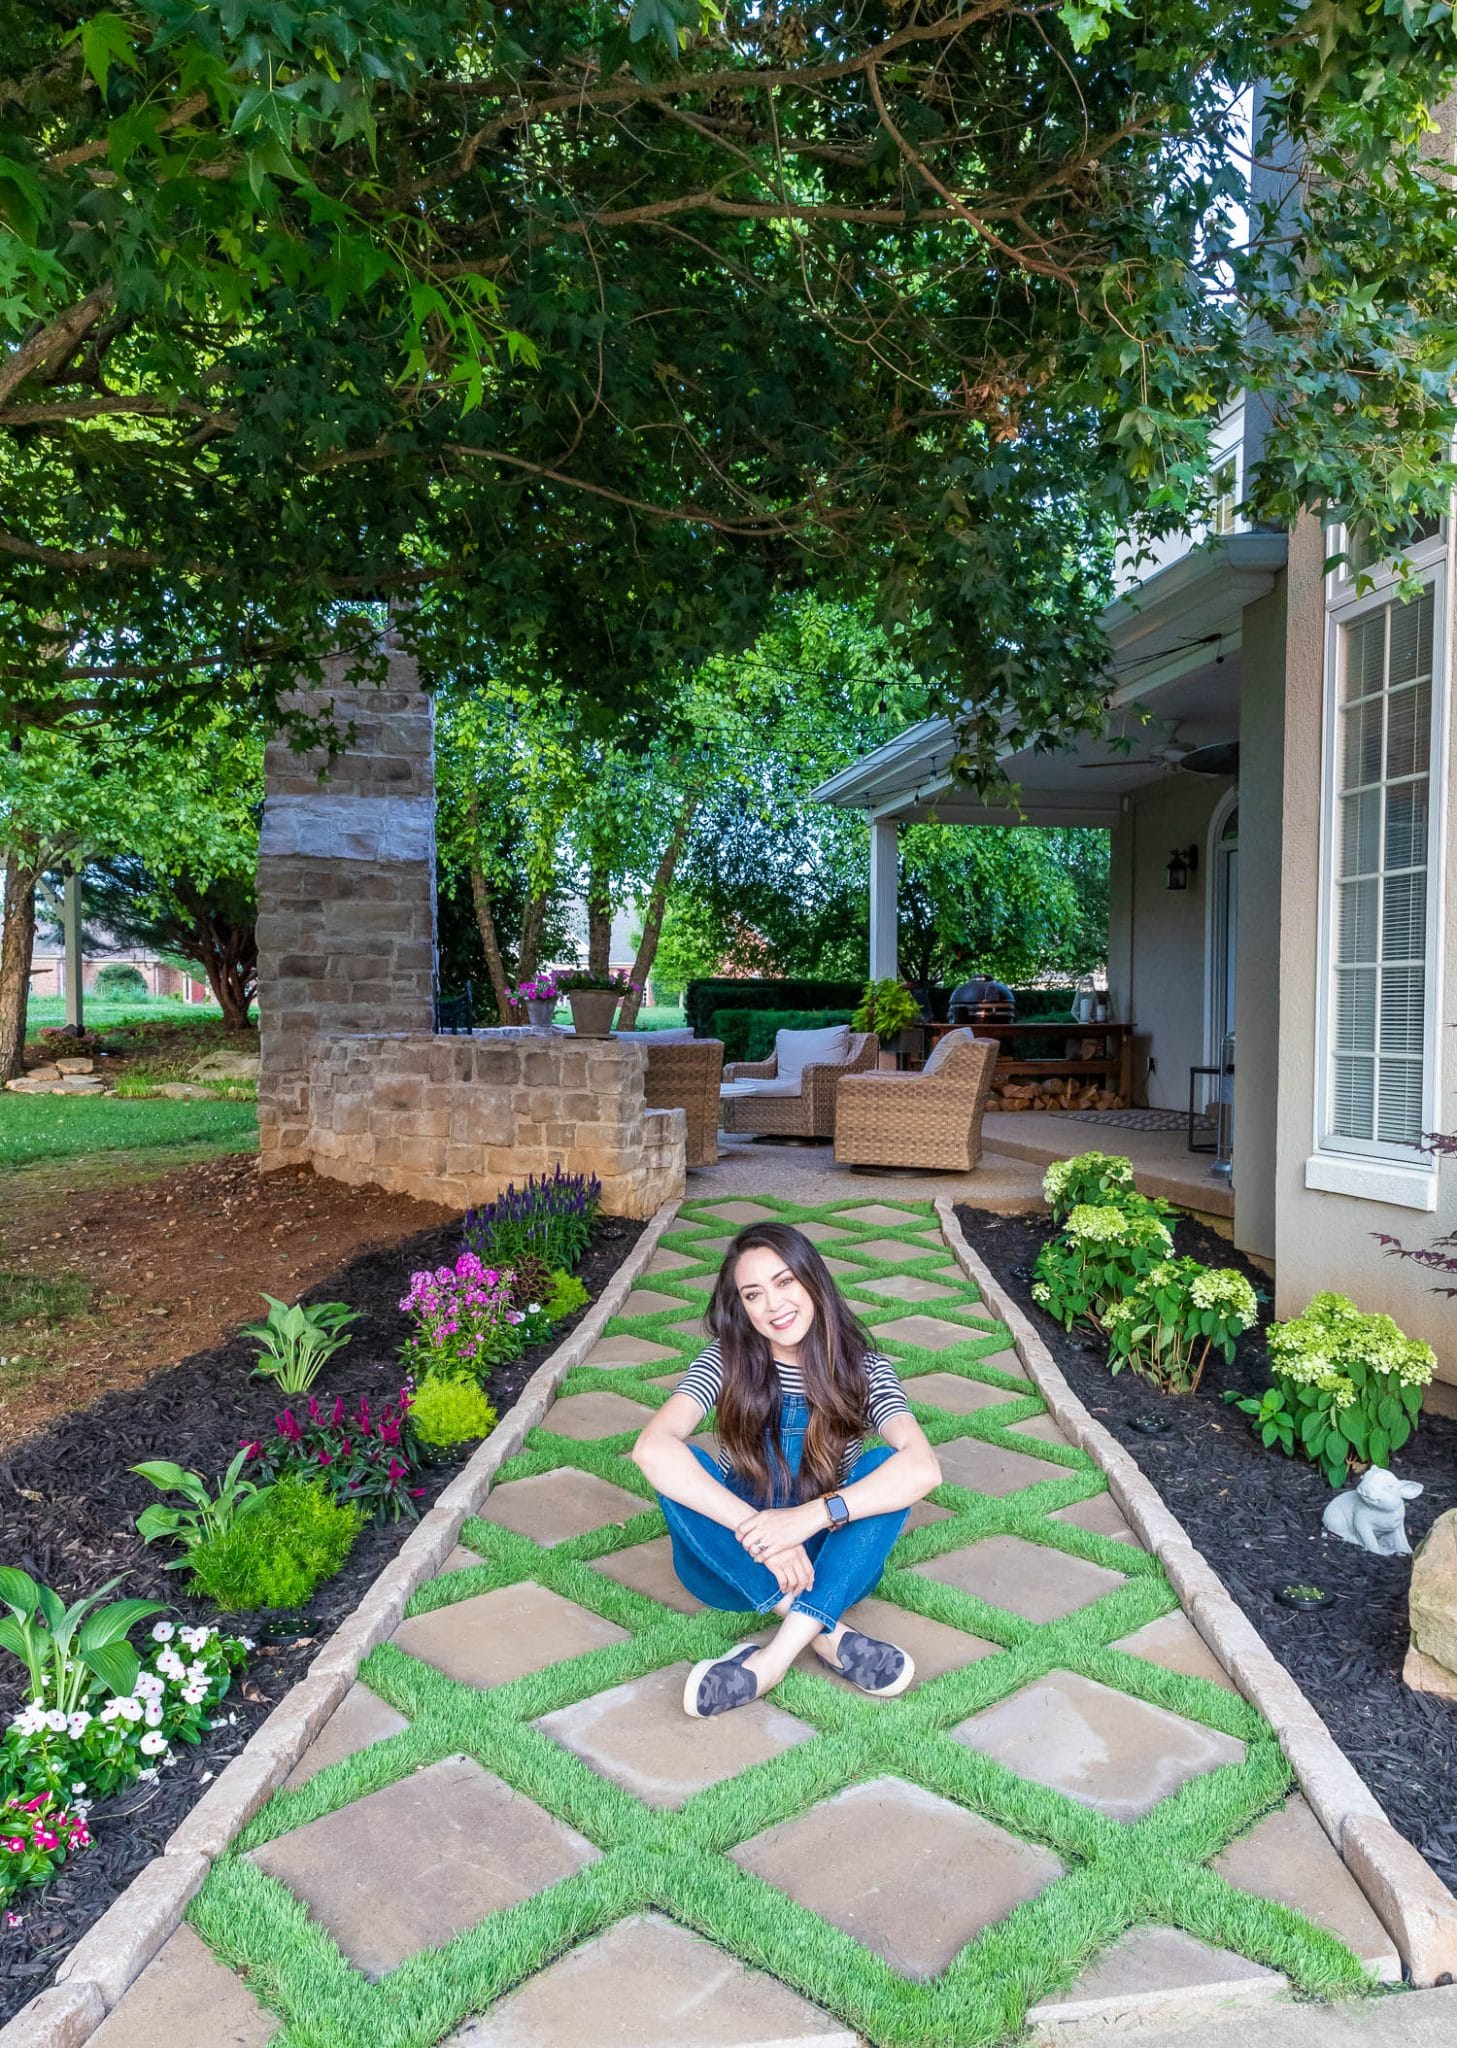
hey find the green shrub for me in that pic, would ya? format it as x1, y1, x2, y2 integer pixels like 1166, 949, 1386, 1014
1103, 1257, 1260, 1393
186, 1476, 363, 1611
1041, 1151, 1141, 1227
1227, 1291, 1436, 1485
712, 1007, 854, 1063
545, 1269, 589, 1320
1031, 1199, 1175, 1330
93, 964, 149, 999
411, 1376, 498, 1447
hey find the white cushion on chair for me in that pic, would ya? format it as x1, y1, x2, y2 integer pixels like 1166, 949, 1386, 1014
922, 1028, 975, 1077
742, 1077, 802, 1098
775, 1025, 850, 1081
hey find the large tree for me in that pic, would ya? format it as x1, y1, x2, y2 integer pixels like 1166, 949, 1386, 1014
4, 6, 1457, 774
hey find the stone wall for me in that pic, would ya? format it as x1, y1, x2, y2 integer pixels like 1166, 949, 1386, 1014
305, 1030, 686, 1218
257, 649, 438, 1170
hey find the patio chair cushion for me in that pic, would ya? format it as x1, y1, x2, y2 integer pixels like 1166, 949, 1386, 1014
741, 1077, 802, 1098
775, 1024, 850, 1082
923, 1026, 979, 1077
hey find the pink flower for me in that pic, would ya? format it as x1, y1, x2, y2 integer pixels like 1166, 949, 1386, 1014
317, 1449, 333, 1467
387, 1458, 407, 1483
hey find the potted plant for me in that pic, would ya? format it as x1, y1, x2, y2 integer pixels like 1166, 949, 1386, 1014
557, 968, 635, 1037
516, 972, 560, 1029
851, 978, 923, 1060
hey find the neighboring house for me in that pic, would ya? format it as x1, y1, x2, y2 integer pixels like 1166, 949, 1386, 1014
814, 395, 1457, 1392
28, 938, 212, 1003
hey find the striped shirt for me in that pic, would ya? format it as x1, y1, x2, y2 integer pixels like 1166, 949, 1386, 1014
675, 1340, 910, 1484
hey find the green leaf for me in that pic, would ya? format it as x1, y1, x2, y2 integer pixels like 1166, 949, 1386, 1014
84, 1640, 140, 1698
78, 12, 141, 96
135, 1504, 185, 1544
0, 1567, 41, 1619
76, 1597, 165, 1653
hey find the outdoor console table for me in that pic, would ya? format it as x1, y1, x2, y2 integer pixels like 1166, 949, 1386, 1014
916, 1018, 1134, 1105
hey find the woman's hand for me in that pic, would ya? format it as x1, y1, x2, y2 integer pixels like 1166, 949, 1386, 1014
736, 1501, 825, 1565
766, 1545, 816, 1596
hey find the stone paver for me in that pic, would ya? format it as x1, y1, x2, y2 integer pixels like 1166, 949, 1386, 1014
620, 1286, 690, 1317
872, 1311, 980, 1349
541, 1389, 655, 1439
832, 1203, 926, 1227
1113, 1611, 1236, 1692
534, 1664, 813, 1808
953, 1670, 1245, 1822
848, 1239, 941, 1264
934, 1436, 1065, 1497
907, 1371, 1022, 1416
393, 1581, 629, 1690
1028, 1926, 1284, 2025
251, 1757, 597, 1977
476, 1467, 645, 1546
795, 1221, 852, 1243
86, 1925, 277, 2047
1212, 1797, 1400, 1975
1053, 1494, 1139, 1543
914, 1535, 1128, 1622
1008, 1413, 1067, 1447
731, 1778, 1064, 1978
445, 1911, 857, 2047
283, 1681, 408, 1790
589, 1534, 702, 1614
978, 1346, 1029, 1378
582, 1334, 682, 1368
800, 1595, 1001, 1688
645, 1246, 700, 1274
698, 1200, 779, 1224
854, 1272, 962, 1303
903, 1498, 955, 1531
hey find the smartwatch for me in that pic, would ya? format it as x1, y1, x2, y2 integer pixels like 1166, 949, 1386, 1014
823, 1492, 850, 1531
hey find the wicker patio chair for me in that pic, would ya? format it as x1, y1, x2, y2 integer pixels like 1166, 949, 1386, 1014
720, 1032, 879, 1141
642, 1037, 724, 1167
833, 1029, 997, 1171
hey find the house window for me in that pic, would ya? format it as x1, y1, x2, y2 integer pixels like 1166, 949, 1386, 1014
1320, 568, 1444, 1163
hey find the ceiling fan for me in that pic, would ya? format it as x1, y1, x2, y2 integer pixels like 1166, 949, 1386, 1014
1077, 725, 1240, 777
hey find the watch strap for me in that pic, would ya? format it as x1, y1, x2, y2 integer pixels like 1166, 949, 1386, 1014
823, 1492, 850, 1531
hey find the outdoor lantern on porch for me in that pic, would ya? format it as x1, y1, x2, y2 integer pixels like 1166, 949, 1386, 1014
1166, 845, 1199, 892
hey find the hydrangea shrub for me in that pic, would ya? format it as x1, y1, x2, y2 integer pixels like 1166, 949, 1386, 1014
1103, 1257, 1260, 1393
1041, 1151, 1140, 1227
1031, 1200, 1175, 1329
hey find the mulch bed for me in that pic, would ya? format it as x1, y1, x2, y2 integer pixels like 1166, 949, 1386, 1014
0, 1210, 642, 2025
956, 1204, 1457, 1897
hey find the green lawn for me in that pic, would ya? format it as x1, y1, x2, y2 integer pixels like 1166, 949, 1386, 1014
0, 1092, 258, 1170
26, 994, 233, 1038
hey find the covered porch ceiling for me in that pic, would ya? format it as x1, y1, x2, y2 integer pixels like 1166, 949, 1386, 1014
812, 531, 1287, 826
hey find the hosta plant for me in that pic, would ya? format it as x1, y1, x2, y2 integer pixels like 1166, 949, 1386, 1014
1103, 1260, 1260, 1393
1031, 1201, 1174, 1330
132, 1451, 272, 1566
1041, 1151, 1142, 1227
242, 1295, 360, 1395
0, 1571, 163, 1716
1227, 1291, 1435, 1486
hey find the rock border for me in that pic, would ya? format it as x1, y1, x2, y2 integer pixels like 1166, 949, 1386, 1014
935, 1197, 1457, 1991
0, 1198, 682, 2048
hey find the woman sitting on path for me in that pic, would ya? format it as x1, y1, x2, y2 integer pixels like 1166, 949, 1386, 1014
631, 1221, 942, 1719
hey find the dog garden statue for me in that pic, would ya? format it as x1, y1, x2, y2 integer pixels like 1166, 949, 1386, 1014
1322, 1468, 1425, 1557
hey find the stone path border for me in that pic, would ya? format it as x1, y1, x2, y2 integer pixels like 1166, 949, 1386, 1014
934, 1198, 1457, 1989
0, 1201, 684, 2048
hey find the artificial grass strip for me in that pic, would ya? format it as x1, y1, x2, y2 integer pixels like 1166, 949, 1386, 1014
185, 1189, 1378, 2048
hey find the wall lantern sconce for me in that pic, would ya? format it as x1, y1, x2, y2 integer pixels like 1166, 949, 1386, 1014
1166, 845, 1199, 892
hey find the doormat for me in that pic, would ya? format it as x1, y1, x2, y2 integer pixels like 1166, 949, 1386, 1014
1053, 1108, 1211, 1133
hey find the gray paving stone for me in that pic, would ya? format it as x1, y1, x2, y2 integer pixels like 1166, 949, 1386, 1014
542, 1390, 655, 1439
906, 1372, 1023, 1417
794, 1222, 852, 1243
87, 1925, 278, 2047
697, 1200, 779, 1224
581, 1335, 682, 1369
620, 1287, 690, 1317
283, 1681, 409, 1790
902, 1499, 955, 1532
438, 1541, 487, 1575
1028, 1926, 1284, 2025
669, 1316, 711, 1340
799, 1595, 1001, 1688
1008, 1412, 1070, 1447
534, 1663, 812, 1808
873, 1314, 983, 1354
953, 1669, 1244, 1822
848, 1239, 941, 1264
590, 1535, 701, 1614
250, 1756, 596, 1978
934, 1434, 1062, 1496
730, 1777, 1063, 1978
476, 1468, 646, 1547
819, 1255, 862, 1276
678, 1272, 718, 1290
1113, 1611, 1235, 1691
645, 1246, 699, 1274
978, 1347, 1029, 1379
854, 1272, 962, 1304
444, 1911, 856, 2046
1052, 1494, 1140, 1544
1212, 1796, 1401, 1976
913, 1535, 1128, 1622
393, 1581, 629, 1689
830, 1203, 927, 1227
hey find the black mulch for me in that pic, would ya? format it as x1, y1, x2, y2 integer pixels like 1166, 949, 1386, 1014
956, 1203, 1457, 1896
0, 1212, 642, 2023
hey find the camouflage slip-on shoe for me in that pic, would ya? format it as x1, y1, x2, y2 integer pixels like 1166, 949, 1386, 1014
823, 1628, 915, 1697
683, 1641, 762, 1719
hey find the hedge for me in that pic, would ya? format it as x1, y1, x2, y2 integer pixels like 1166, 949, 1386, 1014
686, 975, 1084, 1036
710, 1007, 854, 1063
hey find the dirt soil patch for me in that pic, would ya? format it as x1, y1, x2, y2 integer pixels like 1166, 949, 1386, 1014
955, 1203, 1457, 1897
0, 1156, 453, 1448
0, 1207, 643, 2025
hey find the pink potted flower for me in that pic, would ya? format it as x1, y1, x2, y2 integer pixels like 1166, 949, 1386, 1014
515, 972, 559, 1029
557, 968, 636, 1038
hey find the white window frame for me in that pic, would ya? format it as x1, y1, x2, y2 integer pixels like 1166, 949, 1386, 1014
1308, 522, 1449, 1209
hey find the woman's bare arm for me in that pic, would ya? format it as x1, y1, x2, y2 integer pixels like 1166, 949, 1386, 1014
630, 1392, 757, 1530
734, 1411, 941, 1560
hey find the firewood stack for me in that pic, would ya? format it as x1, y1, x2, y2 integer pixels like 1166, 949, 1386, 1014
987, 1077, 1124, 1112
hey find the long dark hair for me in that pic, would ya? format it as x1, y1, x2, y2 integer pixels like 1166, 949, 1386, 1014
707, 1223, 873, 1504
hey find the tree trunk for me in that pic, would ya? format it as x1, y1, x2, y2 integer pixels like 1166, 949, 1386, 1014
468, 859, 516, 1023
617, 791, 700, 1030
0, 853, 39, 1081
586, 859, 613, 977
517, 889, 551, 992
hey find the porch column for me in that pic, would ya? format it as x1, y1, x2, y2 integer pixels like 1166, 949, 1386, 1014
62, 867, 84, 1033
869, 817, 898, 980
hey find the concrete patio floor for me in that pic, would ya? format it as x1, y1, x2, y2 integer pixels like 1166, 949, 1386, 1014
87, 1194, 1399, 2048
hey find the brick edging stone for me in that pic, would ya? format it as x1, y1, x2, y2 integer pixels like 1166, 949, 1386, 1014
0, 1198, 683, 2046
934, 1197, 1457, 1989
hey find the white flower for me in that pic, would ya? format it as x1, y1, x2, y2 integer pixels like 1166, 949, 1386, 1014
181, 1684, 207, 1706
185, 1662, 207, 1685
155, 1650, 184, 1680
71, 1782, 86, 1797
10, 1706, 44, 1737
144, 1705, 164, 1728
66, 1713, 91, 1739
150, 1622, 175, 1643
43, 1709, 67, 1734
237, 1637, 254, 1652
116, 1697, 143, 1723
179, 1626, 209, 1652
138, 1766, 158, 1781
138, 1732, 168, 1757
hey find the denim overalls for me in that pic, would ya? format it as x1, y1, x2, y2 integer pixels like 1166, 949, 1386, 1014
656, 1392, 908, 1631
